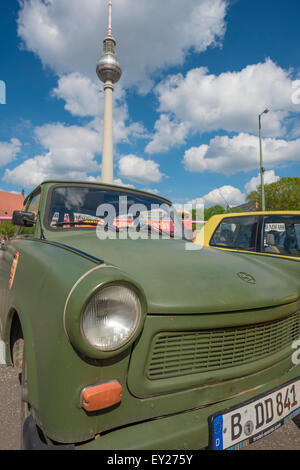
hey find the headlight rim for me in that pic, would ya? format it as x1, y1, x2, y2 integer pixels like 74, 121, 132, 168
80, 282, 142, 352
64, 268, 147, 360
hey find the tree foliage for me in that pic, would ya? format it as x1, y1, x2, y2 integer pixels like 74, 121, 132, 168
247, 177, 300, 211
204, 205, 226, 221
192, 205, 225, 224
225, 206, 245, 214
0, 221, 16, 240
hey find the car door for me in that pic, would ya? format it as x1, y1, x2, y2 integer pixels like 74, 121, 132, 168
0, 191, 40, 336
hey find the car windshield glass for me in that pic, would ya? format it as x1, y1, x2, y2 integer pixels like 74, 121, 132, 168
262, 215, 300, 258
47, 185, 192, 241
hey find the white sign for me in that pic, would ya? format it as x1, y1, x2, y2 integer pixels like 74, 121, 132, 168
265, 223, 285, 232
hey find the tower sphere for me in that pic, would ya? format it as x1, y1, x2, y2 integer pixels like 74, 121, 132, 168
96, 36, 122, 84
96, 54, 122, 84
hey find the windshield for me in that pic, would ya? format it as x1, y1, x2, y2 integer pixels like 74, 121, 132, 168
47, 185, 192, 241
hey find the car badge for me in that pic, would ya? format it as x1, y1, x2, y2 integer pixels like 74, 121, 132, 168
237, 272, 256, 284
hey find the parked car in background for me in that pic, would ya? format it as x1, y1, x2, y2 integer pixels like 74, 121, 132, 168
177, 210, 193, 231
1, 184, 300, 450
140, 208, 176, 234
194, 211, 300, 261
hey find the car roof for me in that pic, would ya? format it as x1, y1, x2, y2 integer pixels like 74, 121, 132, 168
24, 180, 172, 206
209, 211, 300, 222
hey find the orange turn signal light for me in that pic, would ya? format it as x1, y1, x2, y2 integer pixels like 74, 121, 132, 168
80, 381, 122, 412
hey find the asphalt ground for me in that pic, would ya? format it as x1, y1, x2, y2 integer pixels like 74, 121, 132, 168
0, 366, 21, 450
1, 365, 300, 451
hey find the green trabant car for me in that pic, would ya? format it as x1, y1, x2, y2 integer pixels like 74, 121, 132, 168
1, 180, 300, 450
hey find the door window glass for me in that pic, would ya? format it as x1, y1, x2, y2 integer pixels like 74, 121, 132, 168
262, 215, 300, 257
210, 216, 258, 251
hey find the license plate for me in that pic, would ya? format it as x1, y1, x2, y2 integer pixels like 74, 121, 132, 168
210, 379, 300, 450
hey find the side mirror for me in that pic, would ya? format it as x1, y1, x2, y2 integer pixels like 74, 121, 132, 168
12, 211, 36, 227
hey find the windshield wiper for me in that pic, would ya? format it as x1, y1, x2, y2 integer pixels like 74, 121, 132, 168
53, 221, 99, 227
53, 221, 121, 232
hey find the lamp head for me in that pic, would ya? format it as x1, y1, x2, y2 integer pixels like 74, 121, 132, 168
259, 108, 270, 119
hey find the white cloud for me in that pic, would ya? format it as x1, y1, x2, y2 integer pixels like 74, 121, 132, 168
141, 188, 159, 195
52, 72, 147, 143
184, 170, 281, 210
0, 139, 21, 167
183, 133, 300, 175
245, 170, 280, 194
113, 178, 135, 189
3, 124, 101, 188
3, 73, 147, 189
151, 59, 299, 148
52, 72, 104, 117
17, 0, 228, 93
189, 185, 245, 208
52, 72, 127, 118
118, 155, 164, 184
35, 123, 100, 156
287, 120, 300, 139
145, 115, 190, 154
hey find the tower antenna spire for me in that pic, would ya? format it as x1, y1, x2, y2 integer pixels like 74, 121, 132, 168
108, 0, 112, 36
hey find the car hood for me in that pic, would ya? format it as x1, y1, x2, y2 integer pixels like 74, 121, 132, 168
51, 232, 300, 314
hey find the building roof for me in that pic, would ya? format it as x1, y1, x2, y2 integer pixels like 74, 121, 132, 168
228, 201, 259, 212
0, 190, 24, 218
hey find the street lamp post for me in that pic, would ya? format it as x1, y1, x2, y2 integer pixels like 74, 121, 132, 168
258, 109, 269, 211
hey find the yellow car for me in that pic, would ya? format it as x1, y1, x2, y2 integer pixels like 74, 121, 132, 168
194, 211, 300, 261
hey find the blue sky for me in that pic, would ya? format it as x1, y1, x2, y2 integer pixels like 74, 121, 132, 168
0, 0, 300, 207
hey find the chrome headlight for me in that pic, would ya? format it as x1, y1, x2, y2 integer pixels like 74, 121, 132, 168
81, 284, 142, 351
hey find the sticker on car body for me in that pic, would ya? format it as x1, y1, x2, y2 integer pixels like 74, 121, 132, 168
9, 252, 20, 290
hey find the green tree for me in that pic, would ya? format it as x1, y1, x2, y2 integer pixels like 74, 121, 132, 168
247, 177, 300, 211
204, 205, 226, 221
192, 205, 225, 228
0, 221, 16, 240
225, 206, 245, 214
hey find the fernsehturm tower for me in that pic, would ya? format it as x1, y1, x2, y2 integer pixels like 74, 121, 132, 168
96, 0, 122, 184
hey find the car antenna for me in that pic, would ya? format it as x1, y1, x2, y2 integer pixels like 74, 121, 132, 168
38, 210, 46, 240
218, 189, 230, 210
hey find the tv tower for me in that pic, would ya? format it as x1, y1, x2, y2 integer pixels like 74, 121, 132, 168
96, 0, 122, 184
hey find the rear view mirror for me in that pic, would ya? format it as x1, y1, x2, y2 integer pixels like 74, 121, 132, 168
12, 211, 36, 227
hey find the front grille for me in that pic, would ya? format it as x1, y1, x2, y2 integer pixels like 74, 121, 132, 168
147, 311, 300, 380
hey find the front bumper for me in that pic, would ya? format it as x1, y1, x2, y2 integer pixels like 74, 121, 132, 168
24, 364, 300, 450
76, 365, 300, 450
